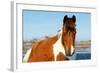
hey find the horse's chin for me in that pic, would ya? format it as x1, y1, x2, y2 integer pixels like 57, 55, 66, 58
64, 53, 75, 60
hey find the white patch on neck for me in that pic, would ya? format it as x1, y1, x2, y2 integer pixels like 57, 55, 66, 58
53, 29, 66, 61
23, 48, 32, 62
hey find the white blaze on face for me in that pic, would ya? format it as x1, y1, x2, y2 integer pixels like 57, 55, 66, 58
71, 45, 75, 55
23, 48, 32, 62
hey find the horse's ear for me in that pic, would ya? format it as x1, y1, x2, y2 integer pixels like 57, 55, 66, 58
72, 15, 76, 22
63, 15, 68, 24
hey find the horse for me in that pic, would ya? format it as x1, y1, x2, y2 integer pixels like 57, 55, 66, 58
23, 15, 76, 62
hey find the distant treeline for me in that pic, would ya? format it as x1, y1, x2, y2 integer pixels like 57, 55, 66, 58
23, 38, 91, 45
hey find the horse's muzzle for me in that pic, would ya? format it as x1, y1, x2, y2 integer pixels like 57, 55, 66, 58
65, 48, 75, 56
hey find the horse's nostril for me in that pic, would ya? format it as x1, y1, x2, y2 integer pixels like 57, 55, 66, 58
71, 49, 75, 56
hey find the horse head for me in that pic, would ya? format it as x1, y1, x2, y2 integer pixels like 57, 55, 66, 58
62, 15, 76, 56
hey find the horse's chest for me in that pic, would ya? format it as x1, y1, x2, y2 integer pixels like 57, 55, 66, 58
53, 39, 66, 61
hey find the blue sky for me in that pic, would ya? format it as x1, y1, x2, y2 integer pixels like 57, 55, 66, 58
23, 10, 91, 41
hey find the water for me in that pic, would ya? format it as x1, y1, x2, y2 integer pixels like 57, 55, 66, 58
75, 53, 91, 60
72, 48, 91, 60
